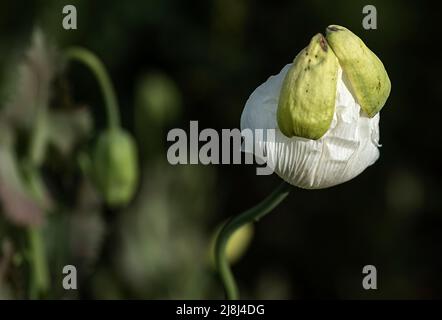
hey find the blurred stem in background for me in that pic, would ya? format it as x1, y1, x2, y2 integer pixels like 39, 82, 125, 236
25, 165, 51, 299
65, 47, 121, 129
26, 100, 50, 299
215, 182, 291, 299
27, 227, 49, 298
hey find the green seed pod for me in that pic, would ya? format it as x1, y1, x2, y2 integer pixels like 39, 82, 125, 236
277, 33, 339, 140
325, 25, 391, 117
93, 129, 139, 207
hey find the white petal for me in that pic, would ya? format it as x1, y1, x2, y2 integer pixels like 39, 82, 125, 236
241, 64, 381, 189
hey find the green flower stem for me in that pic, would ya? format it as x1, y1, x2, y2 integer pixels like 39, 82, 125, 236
28, 104, 48, 166
214, 182, 291, 299
27, 108, 50, 298
65, 47, 121, 129
28, 226, 49, 299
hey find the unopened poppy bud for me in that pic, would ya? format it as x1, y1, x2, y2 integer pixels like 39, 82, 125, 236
241, 26, 391, 189
93, 129, 138, 207
209, 223, 254, 268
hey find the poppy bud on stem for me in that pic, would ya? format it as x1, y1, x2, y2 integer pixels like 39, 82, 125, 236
217, 25, 390, 299
65, 47, 138, 207
214, 182, 291, 299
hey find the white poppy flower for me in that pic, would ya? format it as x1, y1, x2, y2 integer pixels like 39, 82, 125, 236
240, 64, 381, 189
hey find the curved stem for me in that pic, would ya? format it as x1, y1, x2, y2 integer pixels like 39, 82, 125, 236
65, 47, 121, 129
215, 182, 291, 299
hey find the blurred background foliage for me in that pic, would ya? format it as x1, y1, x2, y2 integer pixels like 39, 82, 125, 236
0, 0, 441, 299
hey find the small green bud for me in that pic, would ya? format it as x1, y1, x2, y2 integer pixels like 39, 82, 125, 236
93, 129, 139, 207
209, 223, 254, 268
277, 33, 339, 140
326, 25, 391, 117
135, 72, 182, 127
